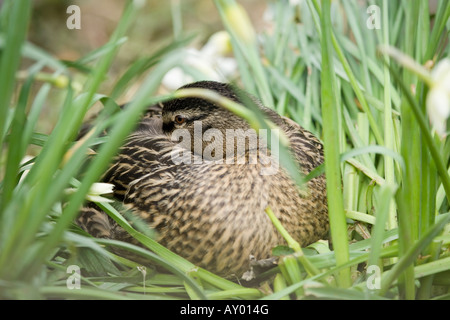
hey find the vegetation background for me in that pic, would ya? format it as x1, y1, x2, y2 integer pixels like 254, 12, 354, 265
0, 0, 449, 300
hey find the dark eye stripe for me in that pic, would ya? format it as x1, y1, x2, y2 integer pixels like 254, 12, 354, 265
163, 122, 175, 132
162, 114, 207, 132
189, 115, 207, 122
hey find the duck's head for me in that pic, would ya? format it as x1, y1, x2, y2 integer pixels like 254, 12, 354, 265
161, 81, 261, 160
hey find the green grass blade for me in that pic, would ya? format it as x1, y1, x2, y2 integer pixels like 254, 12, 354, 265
379, 213, 450, 296
319, 0, 351, 288
0, 0, 31, 153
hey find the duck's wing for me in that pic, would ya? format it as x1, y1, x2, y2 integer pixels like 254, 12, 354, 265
280, 116, 324, 174
101, 115, 170, 201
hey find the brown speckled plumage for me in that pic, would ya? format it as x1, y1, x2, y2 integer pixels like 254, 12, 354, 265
77, 81, 328, 278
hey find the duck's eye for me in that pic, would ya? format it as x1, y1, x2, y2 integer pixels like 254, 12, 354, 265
174, 115, 187, 125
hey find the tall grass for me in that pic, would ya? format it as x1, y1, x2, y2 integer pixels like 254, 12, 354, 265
0, 0, 449, 300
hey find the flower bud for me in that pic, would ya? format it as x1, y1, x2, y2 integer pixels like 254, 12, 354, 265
223, 1, 255, 44
426, 58, 450, 137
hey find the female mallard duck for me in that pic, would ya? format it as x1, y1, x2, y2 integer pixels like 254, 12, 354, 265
78, 81, 328, 279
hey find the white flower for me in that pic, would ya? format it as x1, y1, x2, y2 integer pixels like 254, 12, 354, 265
289, 0, 302, 6
201, 31, 233, 56
426, 58, 450, 137
65, 182, 114, 203
162, 31, 237, 90
87, 182, 114, 202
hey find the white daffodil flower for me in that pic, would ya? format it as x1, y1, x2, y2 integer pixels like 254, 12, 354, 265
86, 182, 114, 202
65, 182, 114, 203
379, 46, 450, 138
426, 58, 450, 138
162, 31, 237, 90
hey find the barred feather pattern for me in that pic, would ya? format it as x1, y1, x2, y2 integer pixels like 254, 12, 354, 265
77, 81, 328, 278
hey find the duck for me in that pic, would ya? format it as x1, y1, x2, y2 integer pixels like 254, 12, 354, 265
77, 80, 328, 279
